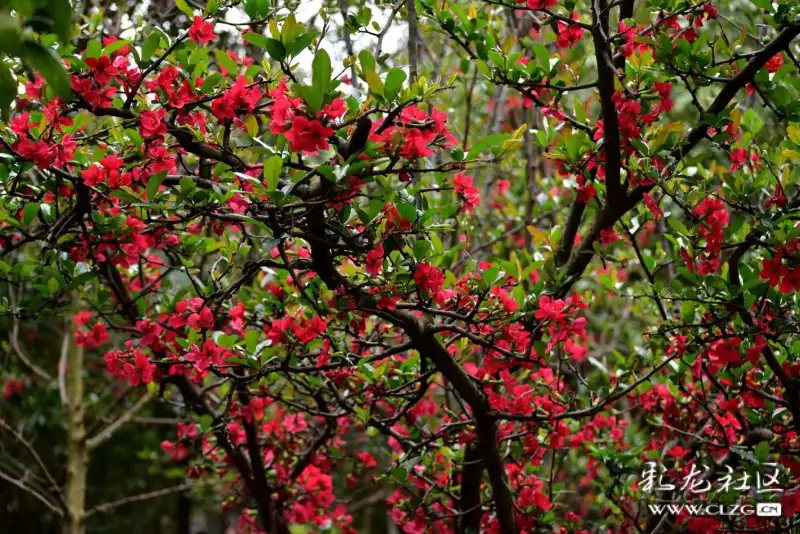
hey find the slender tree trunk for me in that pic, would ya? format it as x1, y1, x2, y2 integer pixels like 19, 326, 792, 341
64, 317, 87, 534
407, 0, 419, 84
177, 494, 191, 534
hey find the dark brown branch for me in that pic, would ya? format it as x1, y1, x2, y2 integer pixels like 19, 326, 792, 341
557, 22, 800, 299
728, 238, 800, 433
302, 119, 517, 533
591, 0, 623, 200
554, 199, 587, 267
458, 442, 484, 534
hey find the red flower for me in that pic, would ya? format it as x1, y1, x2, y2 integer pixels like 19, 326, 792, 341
81, 165, 104, 186
523, 0, 557, 8
285, 116, 334, 154
555, 14, 584, 48
366, 244, 384, 277
667, 445, 689, 457
729, 148, 747, 172
187, 307, 214, 329
123, 350, 156, 386
574, 175, 597, 204
84, 55, 119, 86
381, 203, 411, 232
211, 76, 263, 121
75, 323, 110, 350
535, 295, 568, 322
265, 315, 294, 345
10, 112, 32, 136
703, 3, 719, 20
453, 173, 480, 213
765, 54, 784, 73
100, 153, 124, 170
140, 108, 168, 138
708, 338, 742, 366
599, 228, 620, 245
185, 339, 224, 371
15, 139, 55, 169
3, 379, 24, 400
294, 316, 328, 343
189, 16, 217, 44
760, 255, 787, 287
414, 263, 444, 294
26, 76, 44, 100
75, 310, 93, 325
643, 193, 663, 219
322, 98, 346, 119
565, 338, 588, 362
377, 294, 401, 310
399, 129, 435, 160
169, 80, 195, 109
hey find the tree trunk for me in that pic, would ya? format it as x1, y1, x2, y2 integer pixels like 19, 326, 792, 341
64, 317, 87, 534
177, 494, 191, 534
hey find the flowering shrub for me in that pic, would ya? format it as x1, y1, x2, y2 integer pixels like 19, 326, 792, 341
4, 0, 800, 533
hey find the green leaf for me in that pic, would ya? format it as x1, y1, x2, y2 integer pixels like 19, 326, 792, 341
224, 214, 270, 233
243, 33, 268, 48
244, 0, 259, 18
50, 0, 73, 42
263, 155, 283, 191
84, 39, 102, 59
749, 0, 774, 12
287, 32, 318, 57
146, 172, 166, 200
0, 14, 23, 56
245, 329, 260, 354
363, 67, 384, 98
384, 69, 406, 101
47, 277, 59, 294
359, 50, 376, 72
199, 414, 213, 432
755, 441, 770, 463
680, 300, 694, 323
533, 43, 550, 68
666, 218, 688, 236
199, 72, 222, 93
280, 13, 302, 45
141, 31, 162, 64
0, 63, 16, 122
175, 0, 194, 17
466, 133, 508, 160
111, 189, 141, 203
22, 202, 40, 226
262, 38, 286, 61
413, 239, 432, 260
68, 271, 97, 291
214, 49, 237, 76
22, 41, 72, 99
312, 49, 332, 104
102, 39, 131, 56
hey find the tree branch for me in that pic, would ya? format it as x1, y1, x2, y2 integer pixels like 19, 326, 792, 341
591, 0, 623, 200
84, 482, 204, 518
557, 22, 800, 299
85, 391, 153, 450
0, 468, 64, 516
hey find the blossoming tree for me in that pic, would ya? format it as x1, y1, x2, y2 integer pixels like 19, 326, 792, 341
4, 0, 800, 533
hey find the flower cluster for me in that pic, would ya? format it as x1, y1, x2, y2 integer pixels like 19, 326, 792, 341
691, 196, 729, 275
534, 293, 589, 360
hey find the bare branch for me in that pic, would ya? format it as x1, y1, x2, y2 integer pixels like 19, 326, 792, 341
85, 391, 154, 450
